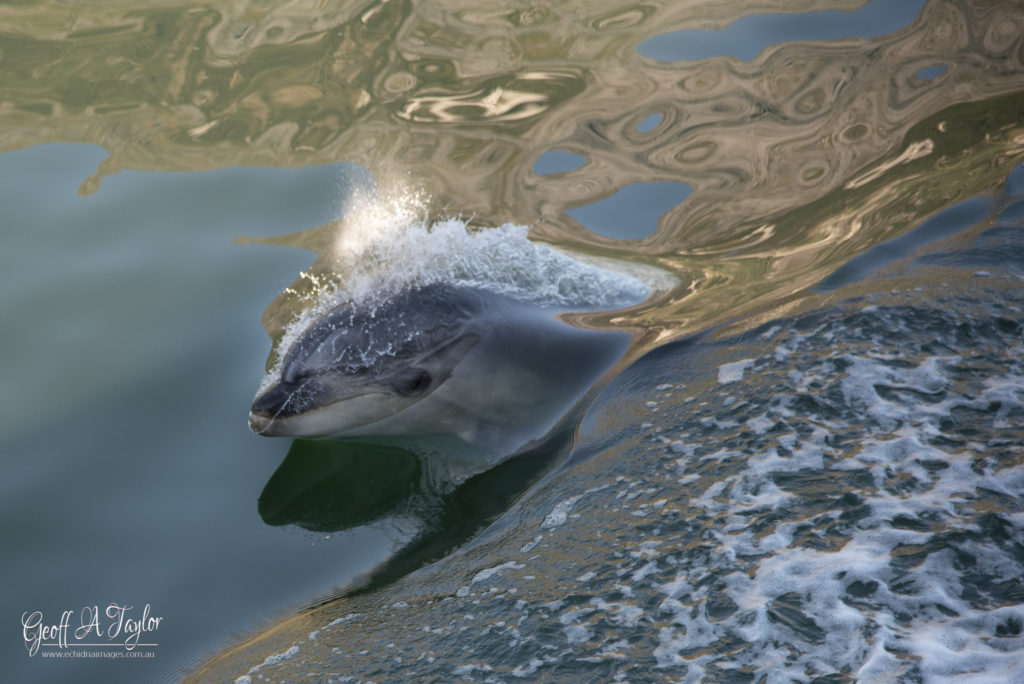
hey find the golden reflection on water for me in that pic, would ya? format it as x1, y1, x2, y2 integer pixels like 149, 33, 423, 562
3, 0, 1024, 354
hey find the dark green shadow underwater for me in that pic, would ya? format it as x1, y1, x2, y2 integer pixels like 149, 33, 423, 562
258, 429, 576, 599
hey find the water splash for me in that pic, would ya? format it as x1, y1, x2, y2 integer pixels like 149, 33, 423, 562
258, 184, 651, 394
324, 187, 649, 309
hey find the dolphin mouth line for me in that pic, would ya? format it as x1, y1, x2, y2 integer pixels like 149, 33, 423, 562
248, 410, 276, 434
249, 375, 383, 433
249, 381, 311, 435
248, 387, 403, 437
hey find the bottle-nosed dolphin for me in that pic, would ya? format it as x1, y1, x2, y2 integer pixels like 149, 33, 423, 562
249, 284, 482, 438
249, 283, 629, 458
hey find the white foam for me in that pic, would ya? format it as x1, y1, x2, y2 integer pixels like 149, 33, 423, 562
979, 371, 1024, 429
520, 534, 543, 553
600, 303, 1024, 680
246, 644, 300, 675
453, 662, 493, 676
563, 623, 591, 644
541, 494, 583, 529
718, 358, 756, 384
472, 561, 524, 584
327, 612, 362, 627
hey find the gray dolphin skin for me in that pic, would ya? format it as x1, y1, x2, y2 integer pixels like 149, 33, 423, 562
249, 283, 629, 456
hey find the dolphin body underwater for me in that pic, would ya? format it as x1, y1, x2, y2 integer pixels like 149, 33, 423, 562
249, 282, 631, 462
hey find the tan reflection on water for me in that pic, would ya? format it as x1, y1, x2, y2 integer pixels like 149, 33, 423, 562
3, 0, 1024, 355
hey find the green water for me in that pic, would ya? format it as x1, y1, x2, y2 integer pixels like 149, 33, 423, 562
1, 144, 397, 682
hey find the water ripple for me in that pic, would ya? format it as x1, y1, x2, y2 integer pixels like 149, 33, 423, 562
4, 1, 1023, 347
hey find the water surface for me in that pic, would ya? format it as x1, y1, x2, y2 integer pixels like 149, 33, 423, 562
2, 1, 1024, 682
637, 0, 928, 62
1, 144, 397, 683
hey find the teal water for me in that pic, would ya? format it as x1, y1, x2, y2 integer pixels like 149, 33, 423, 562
0, 144, 394, 683
533, 150, 587, 176
638, 0, 928, 62
566, 182, 692, 240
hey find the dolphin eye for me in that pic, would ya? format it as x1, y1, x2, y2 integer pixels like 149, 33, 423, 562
393, 369, 432, 396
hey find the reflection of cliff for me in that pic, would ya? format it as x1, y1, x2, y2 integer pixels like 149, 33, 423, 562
624, 90, 1024, 343
4, 0, 1023, 344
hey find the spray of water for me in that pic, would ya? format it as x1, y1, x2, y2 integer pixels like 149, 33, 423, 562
257, 186, 652, 395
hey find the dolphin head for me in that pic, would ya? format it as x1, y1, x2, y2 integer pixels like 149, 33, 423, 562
249, 285, 482, 437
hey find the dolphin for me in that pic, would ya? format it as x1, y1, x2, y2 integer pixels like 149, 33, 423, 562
249, 283, 629, 457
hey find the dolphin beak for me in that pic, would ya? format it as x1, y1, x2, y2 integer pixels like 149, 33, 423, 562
249, 410, 275, 434
249, 379, 309, 435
